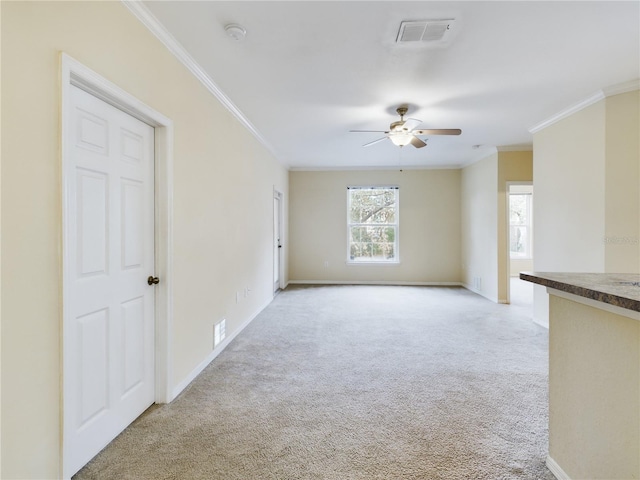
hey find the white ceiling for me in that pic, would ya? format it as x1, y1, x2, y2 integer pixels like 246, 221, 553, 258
141, 1, 639, 170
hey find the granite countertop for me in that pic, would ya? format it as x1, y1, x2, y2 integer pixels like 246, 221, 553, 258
520, 272, 640, 312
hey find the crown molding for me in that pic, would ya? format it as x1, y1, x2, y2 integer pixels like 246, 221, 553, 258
289, 163, 461, 172
529, 91, 605, 134
121, 0, 284, 165
603, 78, 640, 97
529, 78, 639, 134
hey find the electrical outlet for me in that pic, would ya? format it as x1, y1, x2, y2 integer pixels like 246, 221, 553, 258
323, 260, 329, 268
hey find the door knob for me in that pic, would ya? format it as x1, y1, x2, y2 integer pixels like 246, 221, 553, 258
147, 276, 160, 285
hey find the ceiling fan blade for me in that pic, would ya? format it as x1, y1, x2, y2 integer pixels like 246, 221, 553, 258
402, 118, 422, 131
350, 130, 390, 133
362, 137, 388, 147
410, 136, 427, 148
413, 129, 462, 136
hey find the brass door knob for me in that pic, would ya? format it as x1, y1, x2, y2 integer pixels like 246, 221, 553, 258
147, 276, 160, 285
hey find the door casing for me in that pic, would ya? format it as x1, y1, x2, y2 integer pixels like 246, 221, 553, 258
273, 189, 284, 293
60, 53, 174, 479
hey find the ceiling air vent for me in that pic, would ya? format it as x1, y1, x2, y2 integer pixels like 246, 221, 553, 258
396, 19, 455, 43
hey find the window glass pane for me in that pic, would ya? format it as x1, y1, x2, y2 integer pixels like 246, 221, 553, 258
349, 242, 359, 259
510, 226, 523, 254
509, 192, 532, 258
349, 225, 397, 261
350, 226, 364, 243
386, 243, 395, 260
384, 226, 395, 243
509, 194, 528, 225
370, 207, 395, 224
510, 226, 529, 256
349, 199, 362, 223
349, 189, 396, 225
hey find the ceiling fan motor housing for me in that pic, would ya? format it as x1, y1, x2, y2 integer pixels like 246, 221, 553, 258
390, 120, 408, 131
391, 106, 410, 130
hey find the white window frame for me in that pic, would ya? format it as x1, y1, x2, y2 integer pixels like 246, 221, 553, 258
347, 186, 400, 264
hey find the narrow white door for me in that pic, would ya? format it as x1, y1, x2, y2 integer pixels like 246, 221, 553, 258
64, 85, 156, 477
274, 192, 282, 293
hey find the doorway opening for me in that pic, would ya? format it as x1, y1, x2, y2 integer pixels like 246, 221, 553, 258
508, 183, 534, 308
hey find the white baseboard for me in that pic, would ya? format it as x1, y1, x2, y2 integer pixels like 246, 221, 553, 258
288, 280, 463, 286
462, 283, 499, 303
533, 317, 549, 329
288, 281, 506, 304
170, 297, 273, 400
546, 455, 571, 480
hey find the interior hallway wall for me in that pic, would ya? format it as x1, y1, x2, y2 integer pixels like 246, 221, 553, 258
461, 153, 498, 301
1, 2, 288, 478
604, 90, 640, 272
532, 89, 639, 327
461, 150, 532, 304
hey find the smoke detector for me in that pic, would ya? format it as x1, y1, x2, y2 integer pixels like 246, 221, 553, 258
396, 19, 456, 44
225, 24, 247, 41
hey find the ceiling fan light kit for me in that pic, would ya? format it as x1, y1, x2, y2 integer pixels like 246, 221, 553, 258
350, 106, 461, 149
389, 133, 414, 147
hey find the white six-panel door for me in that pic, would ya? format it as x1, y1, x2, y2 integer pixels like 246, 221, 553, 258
273, 192, 281, 293
65, 85, 156, 477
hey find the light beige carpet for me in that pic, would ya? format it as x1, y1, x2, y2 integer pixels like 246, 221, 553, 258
75, 285, 553, 480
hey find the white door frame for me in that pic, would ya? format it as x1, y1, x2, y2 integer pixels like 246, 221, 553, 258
274, 189, 284, 292
61, 53, 174, 478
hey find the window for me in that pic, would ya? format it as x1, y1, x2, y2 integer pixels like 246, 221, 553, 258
347, 186, 399, 263
509, 192, 532, 258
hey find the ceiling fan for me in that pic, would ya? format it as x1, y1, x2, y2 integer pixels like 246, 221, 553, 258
350, 106, 461, 148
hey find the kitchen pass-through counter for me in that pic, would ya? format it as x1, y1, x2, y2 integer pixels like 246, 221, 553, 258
521, 272, 640, 480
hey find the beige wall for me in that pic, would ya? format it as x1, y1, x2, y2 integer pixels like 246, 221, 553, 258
533, 101, 606, 274
604, 90, 640, 272
549, 294, 639, 479
510, 258, 533, 276
461, 153, 498, 301
289, 169, 461, 284
497, 151, 533, 301
1, 2, 288, 478
0, 2, 3, 472
533, 91, 639, 326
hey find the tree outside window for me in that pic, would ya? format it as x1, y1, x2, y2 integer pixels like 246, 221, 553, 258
509, 193, 532, 258
348, 187, 399, 263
